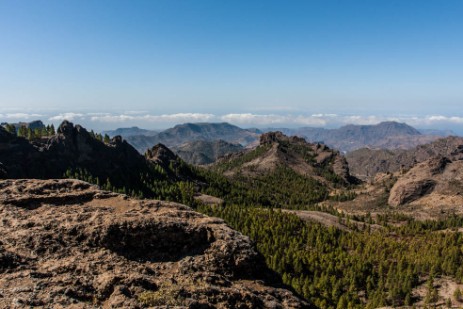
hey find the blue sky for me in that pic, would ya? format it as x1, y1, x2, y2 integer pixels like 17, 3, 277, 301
0, 1, 462, 131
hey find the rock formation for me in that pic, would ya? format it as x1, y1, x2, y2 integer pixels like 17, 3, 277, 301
388, 156, 463, 207
347, 136, 463, 180
218, 131, 357, 185
0, 179, 308, 308
0, 121, 200, 196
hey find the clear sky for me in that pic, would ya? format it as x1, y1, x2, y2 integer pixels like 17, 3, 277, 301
0, 0, 462, 131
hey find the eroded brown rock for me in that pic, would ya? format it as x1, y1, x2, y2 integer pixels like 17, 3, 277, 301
388, 156, 463, 207
0, 179, 308, 308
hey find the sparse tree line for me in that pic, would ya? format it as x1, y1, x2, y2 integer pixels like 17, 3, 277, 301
3, 123, 55, 140
198, 205, 463, 309
2, 122, 116, 144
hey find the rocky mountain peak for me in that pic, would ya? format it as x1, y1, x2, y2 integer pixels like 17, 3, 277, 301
145, 143, 178, 165
56, 120, 74, 135
260, 131, 306, 145
110, 135, 124, 146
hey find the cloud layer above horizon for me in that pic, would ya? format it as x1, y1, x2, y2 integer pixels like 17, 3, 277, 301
2, 112, 463, 134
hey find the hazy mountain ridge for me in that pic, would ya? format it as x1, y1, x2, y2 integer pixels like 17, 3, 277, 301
125, 122, 259, 154
102, 126, 158, 137
269, 121, 444, 152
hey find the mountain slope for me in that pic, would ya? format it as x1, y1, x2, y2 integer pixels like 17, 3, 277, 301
204, 132, 358, 208
388, 156, 463, 207
277, 121, 443, 152
125, 122, 259, 153
172, 140, 244, 165
346, 136, 463, 180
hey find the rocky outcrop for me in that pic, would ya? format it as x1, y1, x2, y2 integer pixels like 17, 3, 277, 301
388, 178, 437, 207
0, 179, 309, 308
0, 121, 176, 194
145, 143, 178, 166
388, 156, 462, 207
216, 131, 358, 187
347, 136, 463, 180
215, 131, 357, 186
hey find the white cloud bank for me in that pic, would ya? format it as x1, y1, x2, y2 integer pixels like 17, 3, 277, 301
1, 111, 462, 132
0, 113, 43, 120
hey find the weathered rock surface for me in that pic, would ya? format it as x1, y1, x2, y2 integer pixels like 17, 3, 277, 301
388, 156, 463, 207
0, 179, 309, 308
347, 136, 463, 180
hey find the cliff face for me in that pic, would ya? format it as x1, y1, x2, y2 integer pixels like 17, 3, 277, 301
0, 179, 309, 308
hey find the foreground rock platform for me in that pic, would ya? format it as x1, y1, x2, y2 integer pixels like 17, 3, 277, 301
0, 179, 308, 308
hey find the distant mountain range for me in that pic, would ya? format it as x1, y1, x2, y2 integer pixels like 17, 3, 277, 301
101, 121, 457, 165
268, 121, 445, 152
122, 122, 259, 154
102, 126, 158, 137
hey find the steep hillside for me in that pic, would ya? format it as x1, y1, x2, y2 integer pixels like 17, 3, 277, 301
204, 132, 358, 208
0, 179, 309, 308
0, 121, 154, 192
0, 121, 206, 200
278, 121, 442, 152
215, 131, 355, 185
172, 140, 244, 165
125, 122, 259, 153
347, 136, 463, 180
